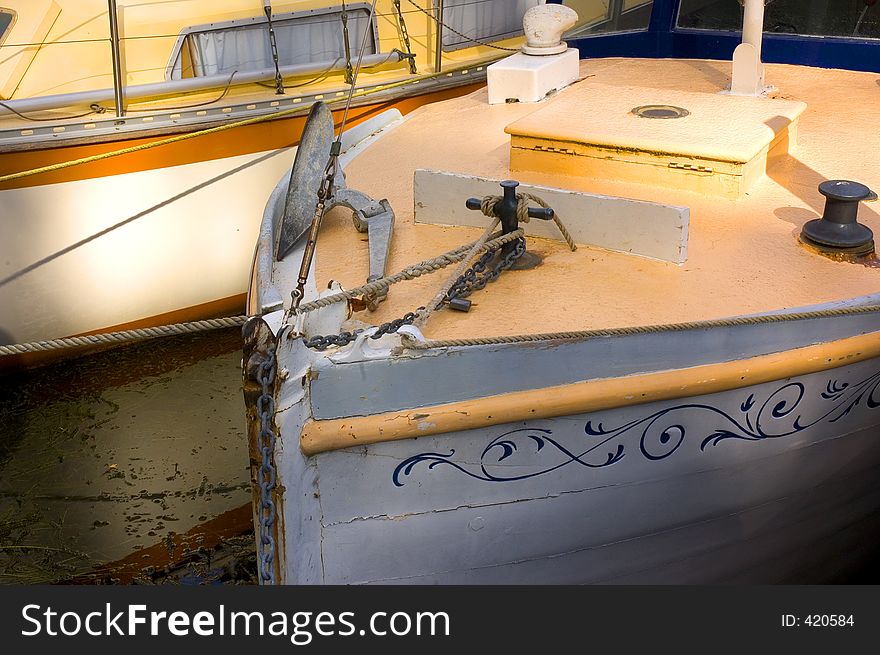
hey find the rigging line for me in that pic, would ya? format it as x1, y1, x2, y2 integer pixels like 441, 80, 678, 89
341, 0, 355, 84
0, 1, 502, 48
262, 0, 285, 95
0, 38, 107, 47
336, 0, 380, 141
0, 100, 94, 122
111, 70, 239, 113
854, 4, 872, 36
404, 0, 520, 52
256, 64, 334, 89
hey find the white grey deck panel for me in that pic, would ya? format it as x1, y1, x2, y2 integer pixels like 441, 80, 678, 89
413, 169, 690, 264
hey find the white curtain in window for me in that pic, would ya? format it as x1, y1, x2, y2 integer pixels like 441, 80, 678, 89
190, 27, 269, 76
276, 11, 374, 70
442, 0, 542, 49
187, 9, 375, 77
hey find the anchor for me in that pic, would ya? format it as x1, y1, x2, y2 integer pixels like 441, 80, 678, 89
275, 101, 394, 310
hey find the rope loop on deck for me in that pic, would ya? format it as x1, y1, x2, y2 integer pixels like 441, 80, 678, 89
480, 193, 577, 252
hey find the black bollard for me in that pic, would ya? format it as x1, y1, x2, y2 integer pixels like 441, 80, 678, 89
466, 180, 554, 267
801, 180, 875, 253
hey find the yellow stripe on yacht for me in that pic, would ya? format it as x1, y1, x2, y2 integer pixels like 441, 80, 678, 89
300, 330, 880, 455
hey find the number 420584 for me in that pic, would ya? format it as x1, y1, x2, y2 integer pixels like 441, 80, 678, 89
807, 615, 854, 627
782, 615, 855, 627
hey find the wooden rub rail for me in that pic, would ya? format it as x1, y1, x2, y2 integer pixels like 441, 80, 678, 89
299, 330, 880, 455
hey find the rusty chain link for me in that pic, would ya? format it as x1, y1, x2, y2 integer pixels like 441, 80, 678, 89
255, 349, 278, 584
302, 236, 525, 350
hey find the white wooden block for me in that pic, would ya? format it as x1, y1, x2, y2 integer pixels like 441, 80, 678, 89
487, 49, 580, 105
413, 170, 689, 264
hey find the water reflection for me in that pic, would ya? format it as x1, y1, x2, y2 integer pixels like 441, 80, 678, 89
0, 328, 252, 584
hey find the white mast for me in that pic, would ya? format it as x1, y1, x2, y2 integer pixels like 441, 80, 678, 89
730, 0, 767, 96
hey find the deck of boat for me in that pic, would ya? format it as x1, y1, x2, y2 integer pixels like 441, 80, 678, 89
317, 58, 880, 340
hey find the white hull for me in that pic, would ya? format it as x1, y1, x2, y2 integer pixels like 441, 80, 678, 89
265, 323, 880, 584
0, 147, 295, 346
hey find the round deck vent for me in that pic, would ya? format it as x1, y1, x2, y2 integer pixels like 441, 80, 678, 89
631, 105, 690, 119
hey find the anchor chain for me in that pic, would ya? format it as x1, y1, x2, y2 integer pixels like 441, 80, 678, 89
255, 345, 278, 584
393, 0, 418, 74
302, 236, 525, 350
303, 310, 422, 351
445, 237, 526, 305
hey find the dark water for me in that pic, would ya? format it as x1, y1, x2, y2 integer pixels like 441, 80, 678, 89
0, 328, 256, 584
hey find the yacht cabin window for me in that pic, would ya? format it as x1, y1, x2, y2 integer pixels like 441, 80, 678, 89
441, 0, 542, 51
0, 9, 15, 45
677, 0, 880, 39
562, 1, 655, 38
169, 5, 377, 80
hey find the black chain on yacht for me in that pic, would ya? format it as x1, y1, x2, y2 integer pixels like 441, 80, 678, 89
302, 237, 525, 350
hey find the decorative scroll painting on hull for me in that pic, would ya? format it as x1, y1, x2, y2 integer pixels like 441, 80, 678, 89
393, 368, 880, 486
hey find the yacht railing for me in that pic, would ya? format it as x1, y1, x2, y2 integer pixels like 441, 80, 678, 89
0, 53, 405, 117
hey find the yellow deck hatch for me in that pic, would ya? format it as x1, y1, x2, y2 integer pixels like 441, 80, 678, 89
505, 82, 806, 199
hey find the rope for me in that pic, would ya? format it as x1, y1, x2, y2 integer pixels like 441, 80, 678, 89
0, 104, 305, 185
0, 61, 496, 185
0, 315, 246, 357
416, 217, 500, 327
0, 100, 94, 122
404, 305, 880, 349
292, 229, 524, 316
482, 193, 577, 252
122, 71, 239, 113
523, 192, 577, 252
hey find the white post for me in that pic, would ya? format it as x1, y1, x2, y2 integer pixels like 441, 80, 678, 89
730, 0, 766, 96
742, 0, 765, 61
